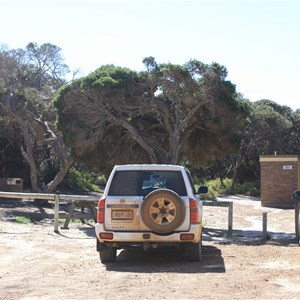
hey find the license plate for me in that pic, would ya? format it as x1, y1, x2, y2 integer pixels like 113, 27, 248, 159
112, 210, 133, 220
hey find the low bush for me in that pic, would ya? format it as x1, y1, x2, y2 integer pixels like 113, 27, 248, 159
65, 168, 103, 192
234, 181, 260, 197
197, 178, 260, 200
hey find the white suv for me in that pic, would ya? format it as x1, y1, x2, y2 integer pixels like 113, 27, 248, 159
95, 164, 207, 263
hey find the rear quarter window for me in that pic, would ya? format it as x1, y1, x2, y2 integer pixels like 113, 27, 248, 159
185, 169, 196, 194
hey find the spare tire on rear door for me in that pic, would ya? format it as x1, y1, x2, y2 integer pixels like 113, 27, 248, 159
141, 189, 185, 234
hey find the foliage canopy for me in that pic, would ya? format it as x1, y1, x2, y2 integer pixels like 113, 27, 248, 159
55, 58, 248, 173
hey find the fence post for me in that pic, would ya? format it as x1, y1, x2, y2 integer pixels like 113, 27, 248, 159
54, 193, 60, 233
228, 202, 233, 237
295, 199, 299, 243
262, 212, 268, 241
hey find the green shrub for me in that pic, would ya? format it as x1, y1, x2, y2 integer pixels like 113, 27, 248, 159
198, 178, 260, 199
204, 178, 221, 200
65, 168, 102, 192
205, 188, 218, 200
234, 181, 260, 197
95, 174, 107, 187
218, 178, 233, 194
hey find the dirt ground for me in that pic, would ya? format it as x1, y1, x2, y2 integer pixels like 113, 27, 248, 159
0, 195, 299, 300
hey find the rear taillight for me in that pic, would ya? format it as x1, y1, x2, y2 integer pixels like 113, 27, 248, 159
189, 199, 199, 224
97, 198, 105, 223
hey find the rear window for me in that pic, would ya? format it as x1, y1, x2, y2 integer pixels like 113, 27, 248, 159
141, 171, 187, 196
108, 171, 140, 196
108, 170, 187, 196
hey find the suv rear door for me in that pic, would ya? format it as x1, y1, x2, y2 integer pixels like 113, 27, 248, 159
104, 166, 191, 232
104, 169, 142, 231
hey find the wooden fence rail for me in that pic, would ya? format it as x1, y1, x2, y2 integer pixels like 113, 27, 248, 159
0, 191, 99, 233
0, 191, 233, 236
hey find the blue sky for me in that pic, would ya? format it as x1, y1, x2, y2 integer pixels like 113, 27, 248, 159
1, 0, 299, 110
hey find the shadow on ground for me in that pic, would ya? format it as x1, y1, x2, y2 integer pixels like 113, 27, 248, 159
203, 226, 297, 246
103, 245, 225, 274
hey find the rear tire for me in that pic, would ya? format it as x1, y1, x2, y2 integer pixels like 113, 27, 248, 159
184, 241, 202, 262
97, 241, 117, 263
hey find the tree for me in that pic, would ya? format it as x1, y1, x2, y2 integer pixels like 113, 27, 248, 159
226, 100, 298, 189
55, 58, 248, 172
0, 43, 73, 192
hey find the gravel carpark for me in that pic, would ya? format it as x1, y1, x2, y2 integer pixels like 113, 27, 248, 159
0, 195, 299, 300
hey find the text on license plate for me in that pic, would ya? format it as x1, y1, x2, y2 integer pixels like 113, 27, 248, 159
112, 210, 133, 220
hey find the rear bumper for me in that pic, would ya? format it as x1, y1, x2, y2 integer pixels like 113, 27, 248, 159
95, 223, 202, 244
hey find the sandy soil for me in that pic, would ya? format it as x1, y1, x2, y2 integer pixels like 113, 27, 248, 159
0, 196, 299, 300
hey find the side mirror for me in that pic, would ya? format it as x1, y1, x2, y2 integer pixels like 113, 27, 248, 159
197, 186, 208, 194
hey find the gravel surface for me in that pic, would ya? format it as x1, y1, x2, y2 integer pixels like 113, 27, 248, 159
0, 196, 299, 300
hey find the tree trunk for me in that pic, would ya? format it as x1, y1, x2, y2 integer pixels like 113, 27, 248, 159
108, 113, 159, 163
20, 145, 41, 192
230, 153, 243, 194
5, 93, 72, 194
5, 94, 42, 192
45, 159, 73, 193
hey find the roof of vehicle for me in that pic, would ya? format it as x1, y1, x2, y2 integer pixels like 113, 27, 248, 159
113, 164, 186, 171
